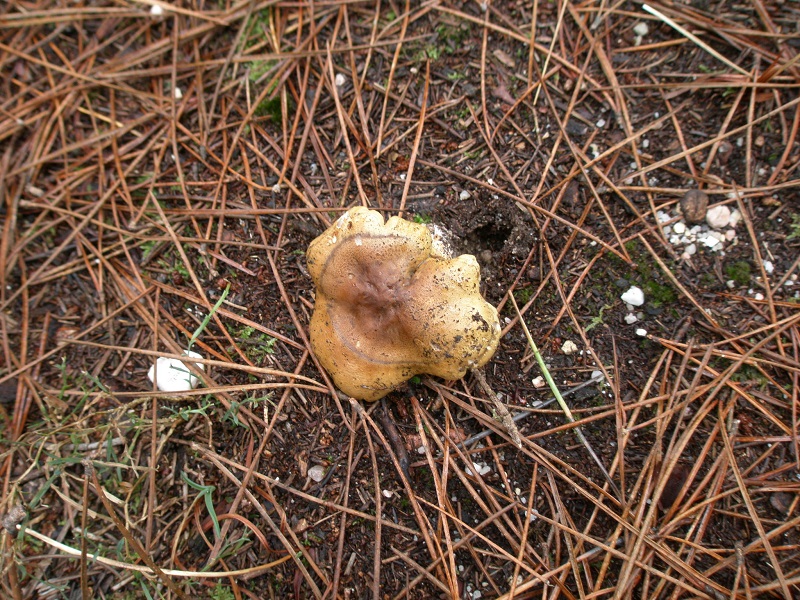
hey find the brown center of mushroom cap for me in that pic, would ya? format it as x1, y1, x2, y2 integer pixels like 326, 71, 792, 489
318, 233, 426, 364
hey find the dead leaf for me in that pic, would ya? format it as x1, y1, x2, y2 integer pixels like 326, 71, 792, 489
492, 83, 515, 105
297, 452, 308, 478
493, 48, 516, 69
447, 427, 467, 444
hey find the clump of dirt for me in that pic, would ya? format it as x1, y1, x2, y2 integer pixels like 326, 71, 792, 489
433, 194, 537, 299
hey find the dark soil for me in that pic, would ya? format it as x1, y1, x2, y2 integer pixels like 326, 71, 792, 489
1, 1, 799, 599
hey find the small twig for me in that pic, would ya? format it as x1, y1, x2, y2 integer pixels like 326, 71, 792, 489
14, 520, 292, 577
472, 369, 522, 449
458, 374, 604, 448
378, 400, 410, 481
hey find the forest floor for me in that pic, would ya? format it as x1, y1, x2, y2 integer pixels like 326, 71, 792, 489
1, 1, 799, 598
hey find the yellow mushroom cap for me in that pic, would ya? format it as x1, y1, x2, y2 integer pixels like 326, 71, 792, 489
307, 207, 501, 401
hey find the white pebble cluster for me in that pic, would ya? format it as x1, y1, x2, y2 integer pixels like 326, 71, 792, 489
658, 205, 741, 259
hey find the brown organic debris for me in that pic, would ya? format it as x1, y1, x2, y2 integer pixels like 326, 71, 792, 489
679, 189, 709, 224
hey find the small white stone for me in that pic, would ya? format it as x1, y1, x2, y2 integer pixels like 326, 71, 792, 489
308, 465, 326, 482
590, 370, 605, 382
702, 234, 721, 249
272, 183, 281, 194
148, 350, 204, 392
624, 313, 638, 324
150, 4, 164, 16
417, 446, 426, 454
684, 243, 697, 256
635, 328, 648, 337
633, 22, 649, 37
763, 260, 774, 274
532, 376, 545, 388
726, 280, 736, 289
382, 489, 393, 498
596, 119, 606, 128
621, 286, 645, 306
459, 190, 471, 201
728, 209, 742, 228
561, 340, 579, 355
335, 73, 346, 87
173, 87, 182, 99
754, 292, 764, 301
477, 463, 491, 476
672, 221, 686, 235
725, 229, 736, 241
706, 205, 732, 229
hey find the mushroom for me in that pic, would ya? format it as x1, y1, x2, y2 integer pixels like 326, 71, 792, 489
306, 207, 501, 401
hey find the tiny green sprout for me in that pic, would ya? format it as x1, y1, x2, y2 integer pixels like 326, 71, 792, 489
140, 239, 158, 261
585, 304, 612, 332
412, 213, 432, 224
223, 394, 272, 428
787, 213, 800, 240
182, 473, 221, 540
165, 398, 213, 421
156, 258, 190, 279
188, 284, 230, 350
210, 585, 236, 600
